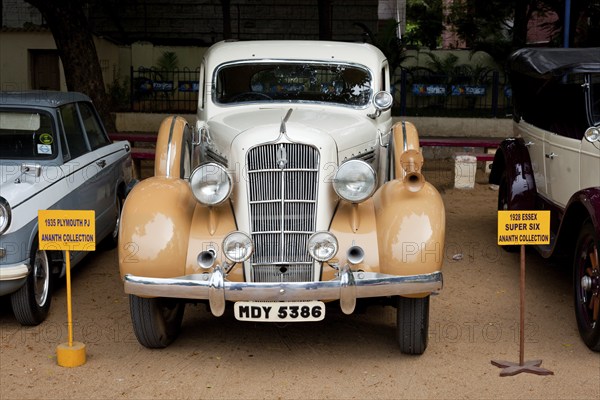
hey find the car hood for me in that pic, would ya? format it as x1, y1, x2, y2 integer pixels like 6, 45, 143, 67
0, 163, 63, 208
206, 107, 378, 154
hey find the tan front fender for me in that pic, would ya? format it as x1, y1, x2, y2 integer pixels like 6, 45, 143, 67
373, 180, 446, 277
118, 177, 196, 279
154, 115, 193, 178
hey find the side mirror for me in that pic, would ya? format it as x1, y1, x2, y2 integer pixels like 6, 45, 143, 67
584, 127, 600, 143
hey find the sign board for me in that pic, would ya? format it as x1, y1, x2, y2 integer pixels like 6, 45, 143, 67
497, 210, 550, 246
38, 210, 96, 251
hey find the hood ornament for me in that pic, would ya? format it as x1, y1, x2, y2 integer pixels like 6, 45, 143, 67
276, 144, 288, 169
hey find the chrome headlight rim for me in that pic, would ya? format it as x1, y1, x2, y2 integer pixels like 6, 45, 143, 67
373, 90, 393, 110
333, 160, 377, 203
222, 231, 254, 263
0, 197, 11, 235
189, 163, 232, 206
307, 231, 338, 262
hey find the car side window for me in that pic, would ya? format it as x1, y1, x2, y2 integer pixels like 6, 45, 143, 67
78, 102, 110, 150
59, 103, 88, 159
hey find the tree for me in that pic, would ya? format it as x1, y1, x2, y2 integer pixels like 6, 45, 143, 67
25, 0, 115, 131
405, 0, 444, 49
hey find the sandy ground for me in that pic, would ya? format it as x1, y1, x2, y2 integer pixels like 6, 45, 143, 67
1, 163, 599, 399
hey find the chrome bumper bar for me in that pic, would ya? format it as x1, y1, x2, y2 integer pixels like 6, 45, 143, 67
124, 265, 443, 316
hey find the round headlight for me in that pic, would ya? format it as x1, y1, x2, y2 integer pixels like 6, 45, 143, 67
222, 231, 253, 263
189, 163, 232, 206
373, 91, 393, 110
0, 198, 11, 235
333, 160, 376, 203
307, 231, 338, 262
584, 127, 600, 143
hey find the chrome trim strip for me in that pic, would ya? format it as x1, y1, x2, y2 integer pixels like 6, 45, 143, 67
165, 116, 178, 177
124, 270, 443, 316
0, 263, 29, 281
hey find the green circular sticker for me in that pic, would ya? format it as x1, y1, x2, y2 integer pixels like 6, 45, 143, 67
39, 133, 53, 145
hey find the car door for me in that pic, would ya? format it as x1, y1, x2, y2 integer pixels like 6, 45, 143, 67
544, 132, 580, 207
57, 102, 120, 246
518, 119, 548, 197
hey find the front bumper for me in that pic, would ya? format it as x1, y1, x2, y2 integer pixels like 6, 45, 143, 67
0, 262, 29, 296
124, 265, 443, 316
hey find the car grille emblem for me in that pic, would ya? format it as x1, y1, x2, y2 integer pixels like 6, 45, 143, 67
276, 144, 288, 169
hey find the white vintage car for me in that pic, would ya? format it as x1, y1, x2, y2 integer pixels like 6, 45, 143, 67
119, 40, 446, 353
0, 91, 134, 325
490, 47, 600, 351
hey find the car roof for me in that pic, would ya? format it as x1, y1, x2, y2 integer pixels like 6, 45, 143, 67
203, 40, 388, 72
509, 47, 600, 78
0, 91, 91, 108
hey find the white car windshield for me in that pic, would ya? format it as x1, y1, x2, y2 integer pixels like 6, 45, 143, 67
0, 110, 57, 160
214, 62, 372, 107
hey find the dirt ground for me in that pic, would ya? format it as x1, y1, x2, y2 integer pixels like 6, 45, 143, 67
1, 162, 599, 400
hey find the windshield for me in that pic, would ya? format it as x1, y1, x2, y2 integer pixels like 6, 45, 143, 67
214, 62, 372, 107
0, 110, 57, 160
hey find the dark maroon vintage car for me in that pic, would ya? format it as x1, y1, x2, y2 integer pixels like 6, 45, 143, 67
490, 47, 600, 351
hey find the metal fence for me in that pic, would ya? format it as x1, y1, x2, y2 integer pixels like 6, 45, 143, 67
128, 67, 512, 118
130, 67, 200, 113
393, 69, 512, 118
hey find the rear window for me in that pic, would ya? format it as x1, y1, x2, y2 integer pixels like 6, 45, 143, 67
0, 110, 57, 160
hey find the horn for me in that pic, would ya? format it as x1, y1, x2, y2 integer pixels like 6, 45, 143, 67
400, 150, 425, 192
347, 246, 365, 265
197, 250, 216, 269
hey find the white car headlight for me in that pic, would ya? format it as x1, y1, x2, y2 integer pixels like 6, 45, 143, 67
189, 163, 232, 206
333, 160, 376, 203
223, 231, 254, 263
0, 197, 11, 235
307, 231, 338, 262
373, 91, 393, 110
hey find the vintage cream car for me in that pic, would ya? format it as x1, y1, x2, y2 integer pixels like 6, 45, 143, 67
490, 48, 600, 351
119, 40, 445, 353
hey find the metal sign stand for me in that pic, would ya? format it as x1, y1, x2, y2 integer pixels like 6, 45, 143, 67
491, 245, 553, 377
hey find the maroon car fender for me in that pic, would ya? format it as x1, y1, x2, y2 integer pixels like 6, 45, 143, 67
550, 188, 600, 258
489, 137, 537, 210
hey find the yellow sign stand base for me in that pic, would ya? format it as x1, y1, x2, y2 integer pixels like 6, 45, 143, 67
56, 341, 86, 368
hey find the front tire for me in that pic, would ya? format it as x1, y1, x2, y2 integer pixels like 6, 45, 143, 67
11, 245, 52, 325
129, 295, 185, 348
396, 296, 429, 355
573, 221, 600, 351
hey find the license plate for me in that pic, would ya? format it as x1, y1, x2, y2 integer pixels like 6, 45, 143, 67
234, 301, 325, 322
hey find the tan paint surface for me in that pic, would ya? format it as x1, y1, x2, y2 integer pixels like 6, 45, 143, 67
118, 177, 196, 279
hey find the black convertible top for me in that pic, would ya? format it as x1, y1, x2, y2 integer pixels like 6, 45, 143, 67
509, 47, 600, 78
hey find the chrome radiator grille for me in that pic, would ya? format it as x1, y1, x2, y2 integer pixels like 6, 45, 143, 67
246, 143, 319, 282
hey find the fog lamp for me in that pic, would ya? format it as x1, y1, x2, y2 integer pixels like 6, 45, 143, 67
308, 231, 338, 262
222, 231, 253, 263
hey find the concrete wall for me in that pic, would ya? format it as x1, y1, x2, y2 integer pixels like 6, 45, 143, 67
0, 30, 65, 91
0, 30, 122, 91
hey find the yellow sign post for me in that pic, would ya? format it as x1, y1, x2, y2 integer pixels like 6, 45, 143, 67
492, 210, 553, 377
38, 209, 95, 368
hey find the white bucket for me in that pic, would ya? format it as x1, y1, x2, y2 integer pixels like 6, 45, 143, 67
454, 153, 477, 189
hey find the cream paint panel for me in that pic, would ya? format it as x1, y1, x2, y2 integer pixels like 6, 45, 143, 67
580, 139, 600, 190
516, 120, 547, 197
544, 133, 581, 207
